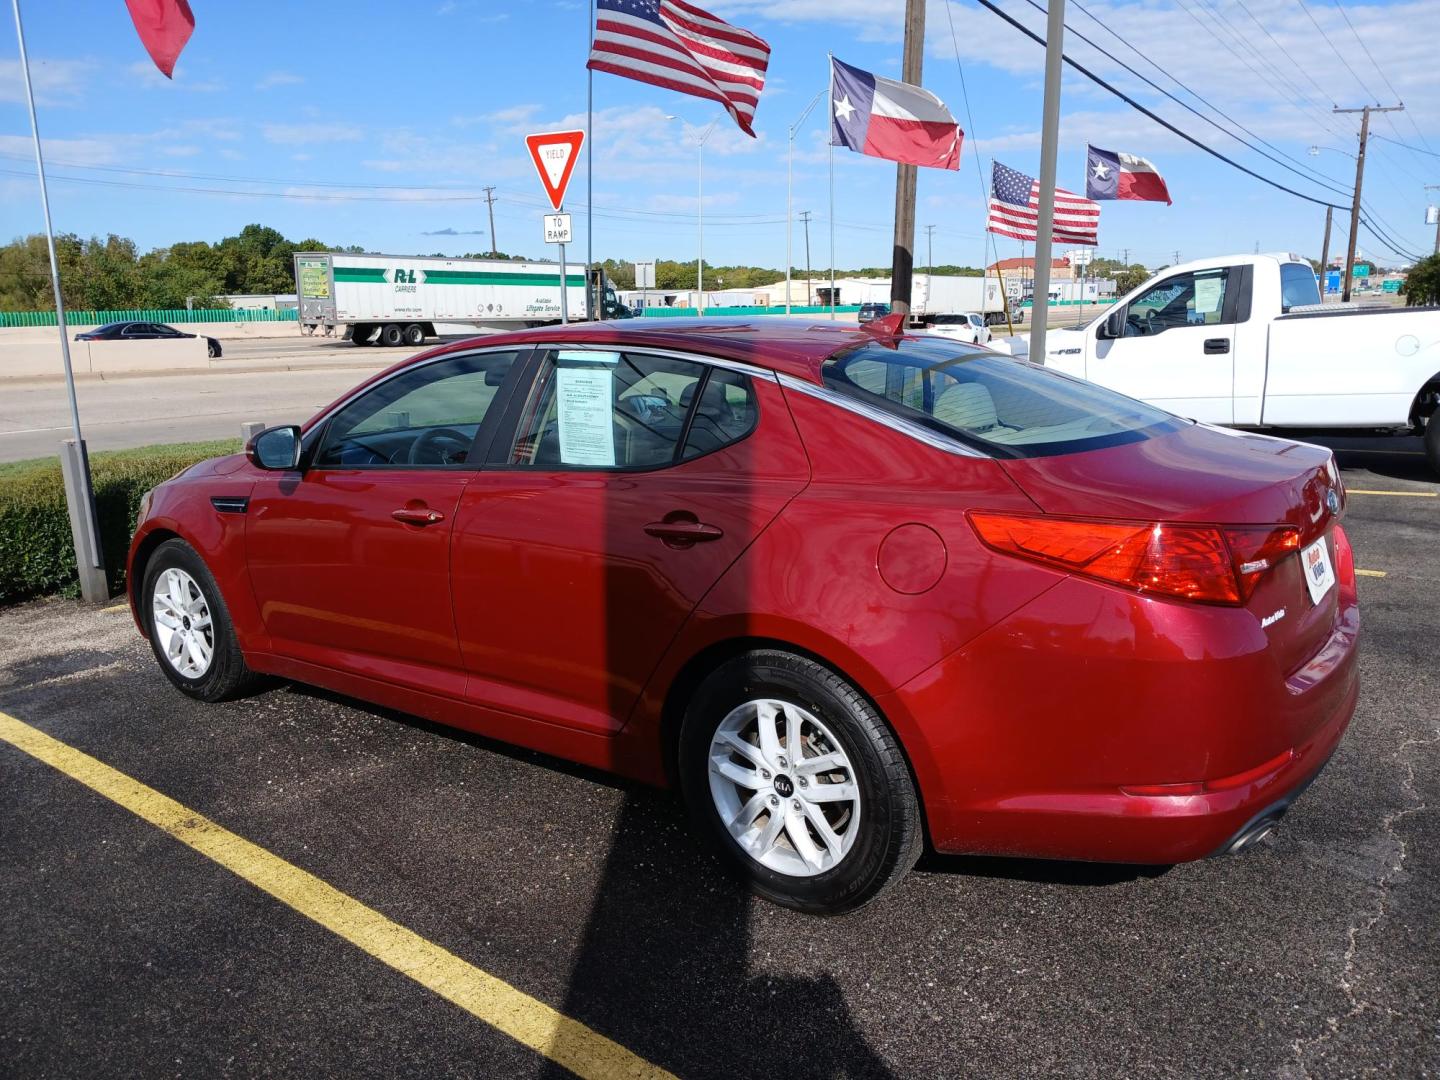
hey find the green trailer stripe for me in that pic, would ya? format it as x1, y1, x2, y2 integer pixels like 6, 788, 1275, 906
423, 270, 586, 287
334, 267, 388, 283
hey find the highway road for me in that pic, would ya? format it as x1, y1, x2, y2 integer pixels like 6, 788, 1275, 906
0, 337, 464, 462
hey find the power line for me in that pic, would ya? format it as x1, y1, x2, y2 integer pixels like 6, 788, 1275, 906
974, 0, 1346, 209
1291, 0, 1375, 100
1051, 0, 1352, 199
1371, 133, 1440, 159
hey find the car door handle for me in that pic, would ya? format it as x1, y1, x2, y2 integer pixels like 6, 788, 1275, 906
392, 507, 445, 525
1204, 338, 1231, 354
644, 518, 724, 546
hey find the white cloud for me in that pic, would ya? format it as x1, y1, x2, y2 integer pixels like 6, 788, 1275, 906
262, 123, 364, 145
126, 59, 224, 93
0, 134, 124, 166
256, 71, 305, 91
0, 58, 91, 105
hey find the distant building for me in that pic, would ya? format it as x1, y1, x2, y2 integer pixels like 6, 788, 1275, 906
216, 293, 298, 313
985, 257, 1073, 287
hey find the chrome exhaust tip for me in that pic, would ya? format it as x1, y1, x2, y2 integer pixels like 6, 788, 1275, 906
1226, 815, 1281, 854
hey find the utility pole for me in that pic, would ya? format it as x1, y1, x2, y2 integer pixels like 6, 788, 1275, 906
800, 210, 813, 305
1173, 250, 1181, 265
1320, 206, 1333, 295
482, 186, 498, 257
1334, 104, 1403, 302
889, 0, 925, 318
1121, 247, 1129, 265
1426, 186, 1440, 255
925, 224, 936, 278
1027, 0, 1066, 361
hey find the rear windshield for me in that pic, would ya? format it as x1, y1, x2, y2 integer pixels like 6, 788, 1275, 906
821, 338, 1180, 458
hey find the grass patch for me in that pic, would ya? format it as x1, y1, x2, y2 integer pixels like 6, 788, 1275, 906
0, 439, 241, 606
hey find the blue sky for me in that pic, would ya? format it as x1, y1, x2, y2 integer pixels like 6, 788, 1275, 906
2, 0, 1437, 273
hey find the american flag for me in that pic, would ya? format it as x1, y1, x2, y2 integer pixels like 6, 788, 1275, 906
986, 161, 1100, 245
588, 0, 770, 136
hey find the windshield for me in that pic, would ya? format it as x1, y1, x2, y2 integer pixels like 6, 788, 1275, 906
822, 338, 1180, 458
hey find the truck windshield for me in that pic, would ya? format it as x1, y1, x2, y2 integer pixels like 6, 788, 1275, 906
822, 339, 1180, 458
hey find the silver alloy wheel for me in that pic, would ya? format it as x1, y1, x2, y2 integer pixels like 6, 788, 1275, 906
151, 567, 214, 679
707, 698, 861, 877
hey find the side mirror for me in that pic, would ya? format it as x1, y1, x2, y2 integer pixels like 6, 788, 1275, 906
1098, 308, 1126, 340
247, 425, 303, 471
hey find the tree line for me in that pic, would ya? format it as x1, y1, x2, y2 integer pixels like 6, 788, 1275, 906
0, 225, 343, 311
2, 221, 1111, 310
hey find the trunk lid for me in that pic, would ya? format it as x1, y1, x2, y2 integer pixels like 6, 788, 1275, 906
998, 421, 1345, 677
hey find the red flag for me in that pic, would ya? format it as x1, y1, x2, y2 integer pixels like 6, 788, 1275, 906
124, 0, 195, 79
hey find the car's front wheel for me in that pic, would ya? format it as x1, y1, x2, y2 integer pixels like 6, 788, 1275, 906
1425, 415, 1440, 477
679, 650, 922, 915
142, 539, 258, 702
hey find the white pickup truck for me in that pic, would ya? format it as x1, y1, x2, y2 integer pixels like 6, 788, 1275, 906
1043, 253, 1440, 473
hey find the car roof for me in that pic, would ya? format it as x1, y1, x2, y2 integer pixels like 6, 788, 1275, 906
404, 317, 884, 385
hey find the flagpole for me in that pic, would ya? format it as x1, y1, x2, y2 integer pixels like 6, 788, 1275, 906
1028, 0, 1067, 363
586, 0, 594, 319
11, 0, 106, 602
828, 141, 836, 320
786, 124, 794, 315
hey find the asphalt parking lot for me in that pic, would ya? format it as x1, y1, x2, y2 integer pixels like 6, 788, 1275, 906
1, 438, 1436, 1078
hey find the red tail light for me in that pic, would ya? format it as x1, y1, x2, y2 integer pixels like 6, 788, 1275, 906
968, 512, 1300, 605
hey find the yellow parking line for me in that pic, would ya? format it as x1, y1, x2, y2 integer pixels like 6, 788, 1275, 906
1346, 489, 1437, 497
0, 710, 673, 1080
1355, 569, 1387, 578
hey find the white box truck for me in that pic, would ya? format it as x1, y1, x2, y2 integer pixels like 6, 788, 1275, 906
294, 252, 625, 346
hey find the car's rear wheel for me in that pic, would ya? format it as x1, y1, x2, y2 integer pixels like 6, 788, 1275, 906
678, 650, 922, 915
206, 339, 221, 358
403, 323, 425, 346
142, 539, 258, 702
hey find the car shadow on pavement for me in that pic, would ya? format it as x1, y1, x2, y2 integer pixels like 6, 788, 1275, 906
538, 790, 898, 1080
915, 850, 1170, 887
281, 683, 896, 1079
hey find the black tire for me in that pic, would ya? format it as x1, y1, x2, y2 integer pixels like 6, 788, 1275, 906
351, 323, 373, 345
402, 323, 425, 346
141, 538, 260, 703
207, 339, 221, 358
380, 323, 404, 347
678, 650, 922, 915
1426, 416, 1440, 477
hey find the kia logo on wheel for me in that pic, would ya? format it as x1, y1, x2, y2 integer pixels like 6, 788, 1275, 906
774, 774, 795, 798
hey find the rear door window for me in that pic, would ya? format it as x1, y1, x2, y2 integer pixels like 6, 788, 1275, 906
822, 339, 1179, 458
508, 350, 757, 470
1280, 263, 1321, 311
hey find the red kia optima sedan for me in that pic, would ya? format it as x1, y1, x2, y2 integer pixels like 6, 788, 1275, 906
127, 318, 1359, 913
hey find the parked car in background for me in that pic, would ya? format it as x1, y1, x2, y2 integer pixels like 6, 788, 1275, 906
922, 312, 992, 345
128, 318, 1358, 914
75, 321, 222, 358
1043, 252, 1440, 473
857, 302, 891, 323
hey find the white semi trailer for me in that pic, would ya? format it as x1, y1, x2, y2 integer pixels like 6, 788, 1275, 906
909, 273, 1012, 326
294, 252, 625, 346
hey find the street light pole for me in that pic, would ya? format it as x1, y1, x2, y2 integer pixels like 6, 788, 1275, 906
786, 87, 827, 315
11, 0, 106, 602
695, 117, 718, 316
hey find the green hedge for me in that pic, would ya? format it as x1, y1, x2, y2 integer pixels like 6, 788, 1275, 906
0, 440, 240, 606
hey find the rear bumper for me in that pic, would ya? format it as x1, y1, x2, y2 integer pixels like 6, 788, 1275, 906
879, 576, 1360, 865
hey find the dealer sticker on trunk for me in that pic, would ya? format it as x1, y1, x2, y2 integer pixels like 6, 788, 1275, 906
1301, 536, 1336, 605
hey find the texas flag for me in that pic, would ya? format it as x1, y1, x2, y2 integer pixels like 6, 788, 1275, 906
829, 57, 962, 171
1086, 145, 1172, 205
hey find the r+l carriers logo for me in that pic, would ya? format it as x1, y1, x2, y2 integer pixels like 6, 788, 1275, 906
392, 267, 419, 293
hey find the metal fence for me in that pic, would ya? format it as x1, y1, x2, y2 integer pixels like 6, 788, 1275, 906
0, 308, 299, 328
639, 305, 863, 318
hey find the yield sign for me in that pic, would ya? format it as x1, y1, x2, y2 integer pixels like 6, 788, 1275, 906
524, 129, 586, 211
